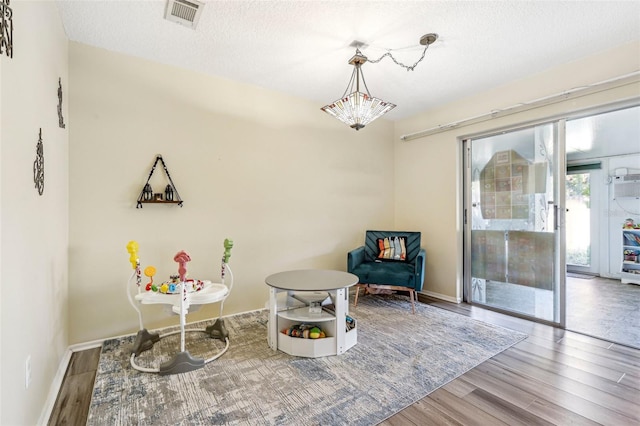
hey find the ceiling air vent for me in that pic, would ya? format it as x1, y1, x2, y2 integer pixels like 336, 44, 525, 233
164, 0, 204, 29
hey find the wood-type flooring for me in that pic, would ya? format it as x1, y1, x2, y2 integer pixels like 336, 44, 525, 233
49, 296, 640, 426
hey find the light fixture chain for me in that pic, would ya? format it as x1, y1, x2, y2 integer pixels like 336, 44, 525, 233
367, 45, 429, 71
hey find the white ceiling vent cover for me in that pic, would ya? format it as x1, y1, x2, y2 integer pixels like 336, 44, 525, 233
164, 0, 204, 29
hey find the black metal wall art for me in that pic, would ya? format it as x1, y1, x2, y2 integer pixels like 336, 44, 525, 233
58, 78, 66, 129
0, 0, 12, 58
136, 155, 183, 208
34, 128, 44, 195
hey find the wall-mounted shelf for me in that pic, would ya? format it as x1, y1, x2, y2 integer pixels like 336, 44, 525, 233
136, 155, 183, 208
138, 200, 182, 205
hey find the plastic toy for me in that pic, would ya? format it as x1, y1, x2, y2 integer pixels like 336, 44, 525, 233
282, 323, 326, 339
125, 239, 234, 375
144, 266, 156, 291
309, 327, 322, 339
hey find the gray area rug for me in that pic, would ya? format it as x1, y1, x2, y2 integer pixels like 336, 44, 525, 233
88, 295, 527, 425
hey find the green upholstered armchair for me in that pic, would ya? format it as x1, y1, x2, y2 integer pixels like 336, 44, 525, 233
347, 230, 426, 313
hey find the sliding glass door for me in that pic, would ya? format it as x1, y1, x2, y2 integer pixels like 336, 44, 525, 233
465, 123, 565, 324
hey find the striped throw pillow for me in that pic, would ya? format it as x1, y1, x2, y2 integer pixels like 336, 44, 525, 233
376, 236, 407, 261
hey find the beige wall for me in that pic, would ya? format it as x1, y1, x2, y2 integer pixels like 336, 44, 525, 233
0, 2, 69, 424
394, 41, 640, 302
68, 42, 395, 344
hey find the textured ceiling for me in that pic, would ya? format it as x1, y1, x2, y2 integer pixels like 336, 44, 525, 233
56, 0, 640, 121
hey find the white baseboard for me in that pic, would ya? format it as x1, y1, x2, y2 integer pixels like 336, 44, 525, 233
38, 348, 73, 426
69, 339, 108, 352
419, 290, 462, 304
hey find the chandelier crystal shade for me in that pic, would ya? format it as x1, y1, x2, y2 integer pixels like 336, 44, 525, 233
321, 51, 395, 131
322, 92, 395, 131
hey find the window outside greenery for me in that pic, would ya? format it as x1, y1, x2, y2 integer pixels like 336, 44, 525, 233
566, 173, 591, 266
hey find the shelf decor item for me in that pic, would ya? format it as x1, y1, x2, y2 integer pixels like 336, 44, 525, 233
165, 184, 174, 201
136, 154, 183, 208
0, 0, 12, 58
33, 128, 44, 196
142, 183, 153, 201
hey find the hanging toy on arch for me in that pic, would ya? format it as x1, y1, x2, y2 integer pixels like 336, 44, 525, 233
144, 266, 157, 291
221, 239, 233, 282
126, 240, 142, 287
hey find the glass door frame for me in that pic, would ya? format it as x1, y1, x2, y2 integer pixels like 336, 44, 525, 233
462, 119, 566, 327
557, 120, 567, 328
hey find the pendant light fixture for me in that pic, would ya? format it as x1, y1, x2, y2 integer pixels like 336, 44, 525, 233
321, 50, 394, 131
321, 33, 438, 131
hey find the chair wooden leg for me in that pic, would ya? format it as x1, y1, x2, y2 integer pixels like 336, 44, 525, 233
410, 290, 416, 314
354, 285, 360, 307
